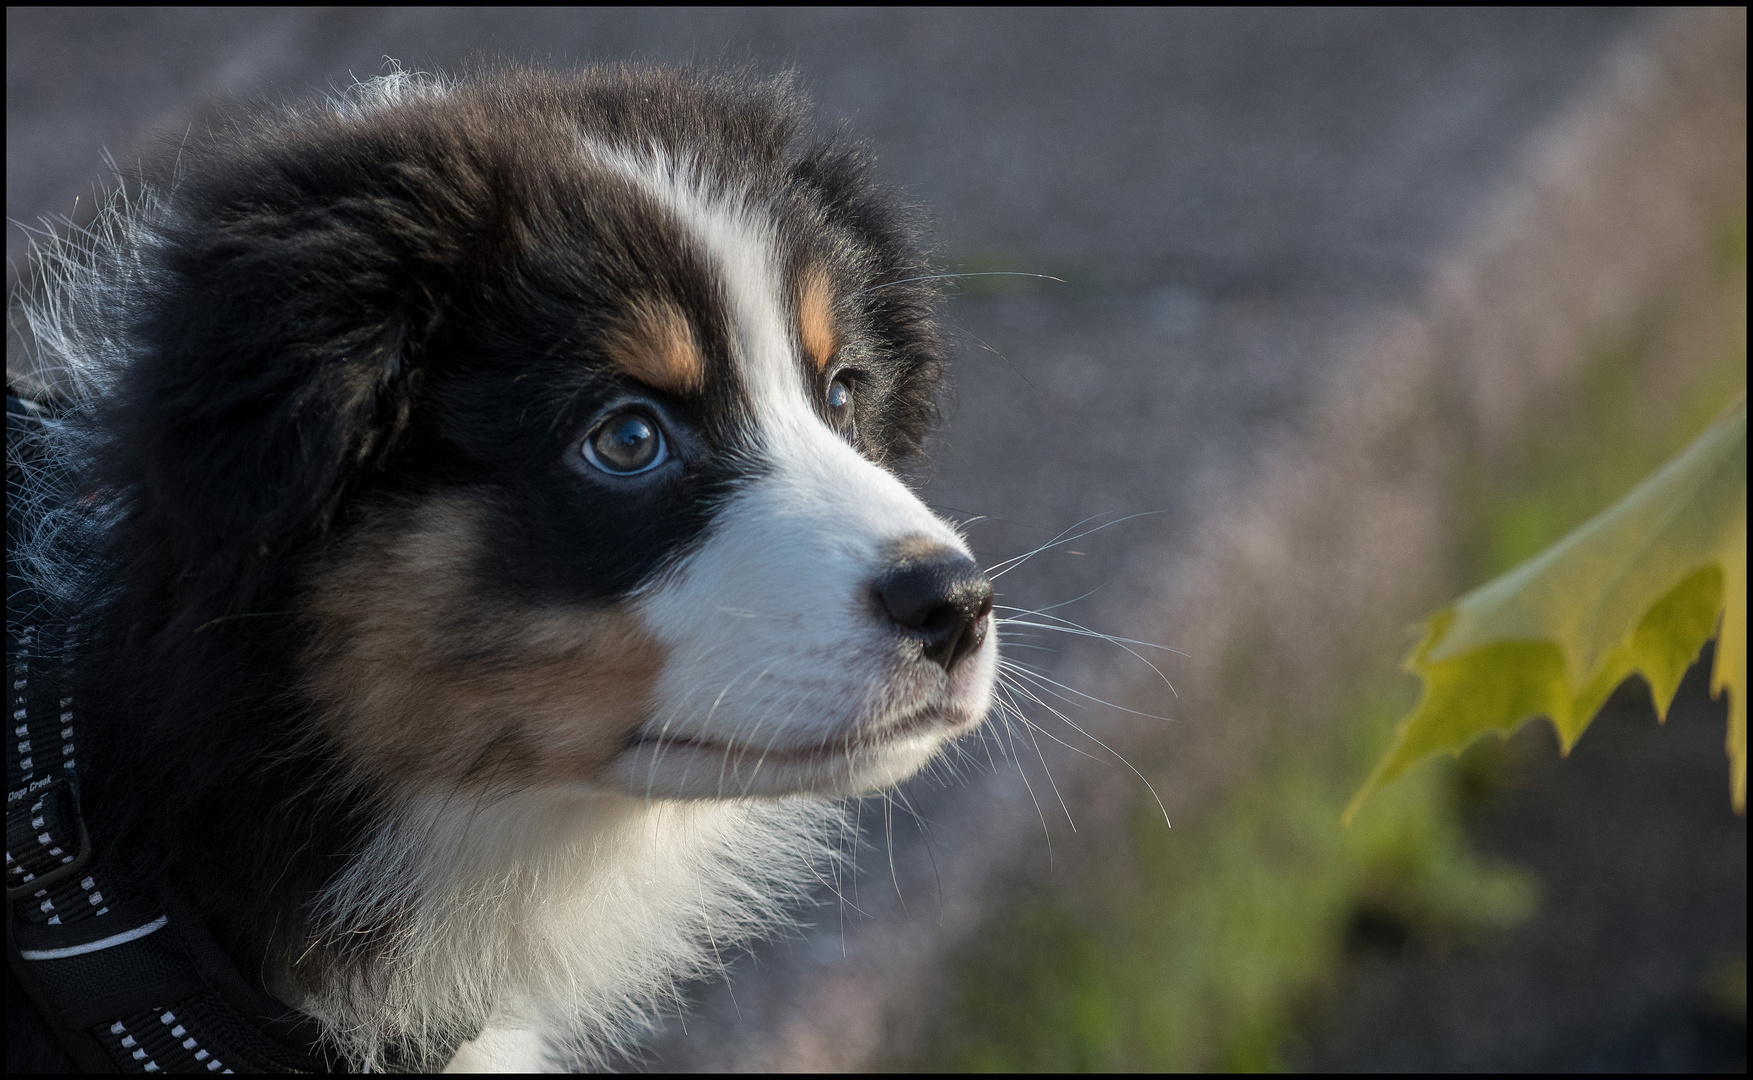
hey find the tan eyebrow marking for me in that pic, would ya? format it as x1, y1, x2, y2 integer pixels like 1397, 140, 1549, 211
604, 298, 705, 394
797, 265, 840, 374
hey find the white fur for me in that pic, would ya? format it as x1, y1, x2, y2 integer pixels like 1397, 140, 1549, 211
446, 1026, 549, 1073
295, 792, 840, 1071
325, 62, 453, 121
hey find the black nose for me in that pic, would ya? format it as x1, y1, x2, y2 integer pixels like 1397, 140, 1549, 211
874, 550, 994, 672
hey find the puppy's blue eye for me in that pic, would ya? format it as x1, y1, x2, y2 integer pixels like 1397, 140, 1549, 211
583, 411, 666, 475
827, 377, 853, 416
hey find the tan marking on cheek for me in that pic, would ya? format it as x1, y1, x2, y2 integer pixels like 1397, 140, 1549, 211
797, 265, 840, 374
301, 497, 665, 793
604, 298, 704, 394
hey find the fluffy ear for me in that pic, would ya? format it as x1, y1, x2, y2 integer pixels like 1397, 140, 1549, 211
109, 144, 468, 624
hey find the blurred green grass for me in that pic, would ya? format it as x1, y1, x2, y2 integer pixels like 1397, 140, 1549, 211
907, 207, 1746, 1073
919, 682, 1534, 1073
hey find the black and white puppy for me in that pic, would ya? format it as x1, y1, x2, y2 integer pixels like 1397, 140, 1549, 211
8, 65, 996, 1071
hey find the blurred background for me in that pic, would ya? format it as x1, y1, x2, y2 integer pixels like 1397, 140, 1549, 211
7, 8, 1745, 1071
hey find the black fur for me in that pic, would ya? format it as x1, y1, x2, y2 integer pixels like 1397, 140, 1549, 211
9, 63, 947, 1068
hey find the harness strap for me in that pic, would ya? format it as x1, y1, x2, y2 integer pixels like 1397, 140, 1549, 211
7, 395, 349, 1073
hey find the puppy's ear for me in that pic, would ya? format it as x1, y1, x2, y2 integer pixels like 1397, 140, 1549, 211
111, 150, 465, 622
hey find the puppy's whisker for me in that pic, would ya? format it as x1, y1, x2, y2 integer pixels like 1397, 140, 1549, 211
997, 616, 1181, 693
942, 512, 993, 532
981, 510, 1124, 579
992, 584, 1110, 617
984, 509, 1165, 581
885, 782, 947, 915
881, 791, 906, 912
988, 688, 1060, 861
996, 608, 1187, 658
998, 658, 1174, 723
1005, 687, 1078, 833
996, 665, 1172, 829
851, 271, 1065, 298
994, 677, 1111, 768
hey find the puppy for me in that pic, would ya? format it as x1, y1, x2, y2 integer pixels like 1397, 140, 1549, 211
6, 64, 996, 1072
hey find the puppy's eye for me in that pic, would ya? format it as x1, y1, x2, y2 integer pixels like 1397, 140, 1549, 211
826, 376, 854, 425
582, 410, 667, 475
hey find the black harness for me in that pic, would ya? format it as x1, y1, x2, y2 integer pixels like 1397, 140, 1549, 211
6, 395, 355, 1073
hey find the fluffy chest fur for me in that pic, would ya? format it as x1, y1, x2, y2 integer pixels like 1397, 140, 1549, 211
9, 64, 996, 1071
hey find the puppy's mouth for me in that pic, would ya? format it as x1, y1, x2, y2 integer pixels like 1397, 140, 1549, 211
611, 705, 975, 799
632, 707, 943, 763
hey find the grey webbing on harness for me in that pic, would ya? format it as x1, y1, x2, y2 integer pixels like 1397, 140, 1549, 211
6, 394, 348, 1074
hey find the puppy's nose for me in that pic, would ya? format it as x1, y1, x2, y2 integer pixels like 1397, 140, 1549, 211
874, 550, 994, 672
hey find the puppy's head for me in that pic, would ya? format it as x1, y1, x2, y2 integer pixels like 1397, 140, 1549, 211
114, 67, 995, 801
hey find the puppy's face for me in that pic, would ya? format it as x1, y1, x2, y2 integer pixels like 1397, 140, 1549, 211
284, 79, 997, 801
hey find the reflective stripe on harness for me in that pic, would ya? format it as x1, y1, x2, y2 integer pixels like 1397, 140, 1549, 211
17, 915, 168, 960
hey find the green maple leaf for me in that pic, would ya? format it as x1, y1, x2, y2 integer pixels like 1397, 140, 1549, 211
1347, 398, 1746, 824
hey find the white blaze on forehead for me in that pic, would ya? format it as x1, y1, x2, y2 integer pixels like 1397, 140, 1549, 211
577, 142, 803, 427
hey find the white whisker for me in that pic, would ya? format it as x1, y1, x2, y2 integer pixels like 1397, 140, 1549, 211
998, 617, 1180, 694
851, 271, 1065, 298
882, 791, 905, 912
997, 606, 1189, 656
1010, 692, 1078, 834
998, 657, 1175, 723
997, 706, 1057, 868
887, 784, 947, 917
982, 510, 1123, 579
996, 664, 1172, 829
984, 510, 1165, 581
994, 677, 1113, 769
